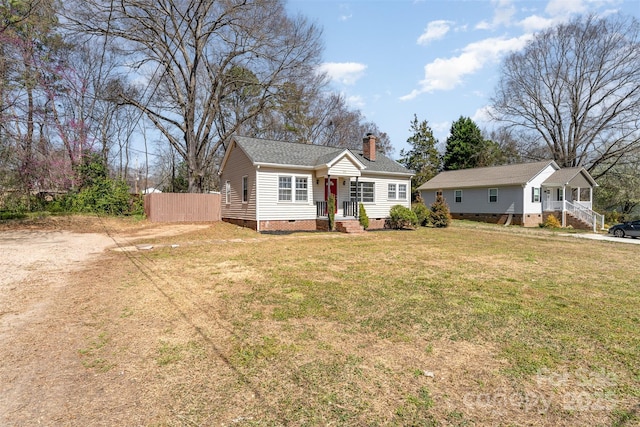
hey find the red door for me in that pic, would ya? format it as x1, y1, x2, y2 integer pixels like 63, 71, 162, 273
324, 178, 338, 214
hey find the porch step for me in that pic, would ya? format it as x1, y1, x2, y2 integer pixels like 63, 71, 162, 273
335, 220, 365, 234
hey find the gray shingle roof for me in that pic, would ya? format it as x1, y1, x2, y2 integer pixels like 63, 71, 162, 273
417, 160, 556, 190
543, 168, 597, 187
232, 135, 412, 175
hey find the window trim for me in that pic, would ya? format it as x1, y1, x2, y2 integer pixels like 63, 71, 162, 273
225, 180, 230, 204
295, 176, 308, 202
242, 176, 248, 203
454, 189, 462, 203
398, 184, 407, 200
488, 188, 498, 203
278, 175, 308, 203
532, 186, 540, 203
388, 183, 397, 200
350, 181, 375, 203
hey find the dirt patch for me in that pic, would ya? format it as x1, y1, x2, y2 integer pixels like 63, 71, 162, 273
0, 219, 212, 426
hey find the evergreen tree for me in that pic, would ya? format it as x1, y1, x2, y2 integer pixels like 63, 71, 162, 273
398, 115, 440, 200
442, 116, 486, 170
430, 192, 452, 228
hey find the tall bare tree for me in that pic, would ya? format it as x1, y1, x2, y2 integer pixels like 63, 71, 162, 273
65, 0, 324, 192
491, 14, 640, 178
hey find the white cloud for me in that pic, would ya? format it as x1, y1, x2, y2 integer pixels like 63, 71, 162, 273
519, 14, 555, 32
472, 105, 495, 124
417, 20, 453, 45
476, 0, 517, 30
317, 62, 367, 85
346, 95, 366, 109
545, 0, 588, 17
400, 34, 532, 100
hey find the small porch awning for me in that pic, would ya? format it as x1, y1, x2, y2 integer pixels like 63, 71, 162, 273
314, 149, 365, 178
542, 167, 598, 188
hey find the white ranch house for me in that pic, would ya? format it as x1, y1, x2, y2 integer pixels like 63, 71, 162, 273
219, 134, 413, 232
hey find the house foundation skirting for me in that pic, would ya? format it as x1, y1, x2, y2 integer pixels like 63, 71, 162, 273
223, 217, 258, 230
452, 213, 543, 227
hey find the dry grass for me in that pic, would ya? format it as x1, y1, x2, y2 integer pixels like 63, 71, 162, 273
12, 216, 640, 426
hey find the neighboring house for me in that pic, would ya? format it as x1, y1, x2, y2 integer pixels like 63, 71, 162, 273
418, 160, 604, 230
219, 134, 413, 232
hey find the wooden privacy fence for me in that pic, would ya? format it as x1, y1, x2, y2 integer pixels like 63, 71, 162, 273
144, 193, 221, 222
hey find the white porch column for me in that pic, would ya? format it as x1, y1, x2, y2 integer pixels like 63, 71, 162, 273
562, 185, 566, 227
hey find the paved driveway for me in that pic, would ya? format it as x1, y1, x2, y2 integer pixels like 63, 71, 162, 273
562, 233, 640, 245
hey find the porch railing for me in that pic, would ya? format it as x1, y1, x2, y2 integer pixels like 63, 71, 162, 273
343, 201, 358, 217
565, 201, 605, 232
315, 200, 359, 217
316, 201, 327, 216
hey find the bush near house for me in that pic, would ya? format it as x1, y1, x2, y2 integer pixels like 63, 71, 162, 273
388, 204, 418, 229
412, 202, 430, 227
541, 214, 562, 228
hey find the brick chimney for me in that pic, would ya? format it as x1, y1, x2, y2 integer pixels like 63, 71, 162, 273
363, 133, 376, 161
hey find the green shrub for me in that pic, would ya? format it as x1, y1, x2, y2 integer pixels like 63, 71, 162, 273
430, 192, 451, 228
358, 203, 369, 230
412, 202, 430, 227
328, 194, 336, 231
388, 204, 418, 229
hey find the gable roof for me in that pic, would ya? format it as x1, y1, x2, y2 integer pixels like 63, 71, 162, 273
418, 160, 558, 190
222, 135, 412, 176
543, 167, 598, 187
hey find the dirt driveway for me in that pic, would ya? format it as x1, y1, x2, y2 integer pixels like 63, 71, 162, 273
0, 219, 208, 426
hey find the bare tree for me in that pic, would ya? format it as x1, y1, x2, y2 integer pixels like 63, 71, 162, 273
65, 0, 324, 192
491, 14, 640, 178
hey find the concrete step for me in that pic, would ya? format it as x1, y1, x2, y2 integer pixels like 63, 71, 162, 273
335, 220, 365, 234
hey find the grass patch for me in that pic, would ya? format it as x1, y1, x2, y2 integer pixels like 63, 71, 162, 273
86, 220, 640, 425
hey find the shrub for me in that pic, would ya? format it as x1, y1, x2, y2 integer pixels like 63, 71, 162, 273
412, 202, 430, 227
328, 194, 336, 231
541, 214, 562, 228
358, 203, 369, 230
388, 204, 418, 229
430, 192, 451, 228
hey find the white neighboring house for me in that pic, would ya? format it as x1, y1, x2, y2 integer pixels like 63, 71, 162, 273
418, 160, 604, 230
142, 187, 162, 194
219, 134, 413, 232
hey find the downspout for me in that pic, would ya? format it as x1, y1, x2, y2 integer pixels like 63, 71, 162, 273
256, 166, 260, 232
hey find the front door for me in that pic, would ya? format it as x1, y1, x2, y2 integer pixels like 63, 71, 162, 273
324, 178, 338, 214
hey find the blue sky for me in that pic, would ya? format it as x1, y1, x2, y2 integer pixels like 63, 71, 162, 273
286, 0, 640, 158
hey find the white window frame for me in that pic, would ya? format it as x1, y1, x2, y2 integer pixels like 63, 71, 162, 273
278, 175, 308, 203
489, 188, 498, 203
242, 176, 248, 203
350, 181, 374, 203
398, 184, 407, 200
295, 177, 308, 202
532, 187, 540, 203
278, 176, 292, 202
454, 189, 462, 203
388, 183, 397, 200
225, 180, 230, 204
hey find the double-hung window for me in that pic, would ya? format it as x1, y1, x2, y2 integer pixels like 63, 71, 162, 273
278, 176, 292, 201
295, 177, 308, 202
350, 181, 374, 203
279, 176, 307, 202
242, 176, 248, 203
225, 180, 231, 204
531, 187, 540, 203
388, 184, 397, 200
454, 190, 462, 203
398, 184, 407, 200
489, 188, 498, 203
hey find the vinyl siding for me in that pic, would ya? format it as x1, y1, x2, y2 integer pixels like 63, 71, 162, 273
354, 174, 411, 218
523, 164, 556, 214
328, 156, 361, 177
257, 167, 316, 220
423, 186, 524, 214
220, 144, 257, 221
